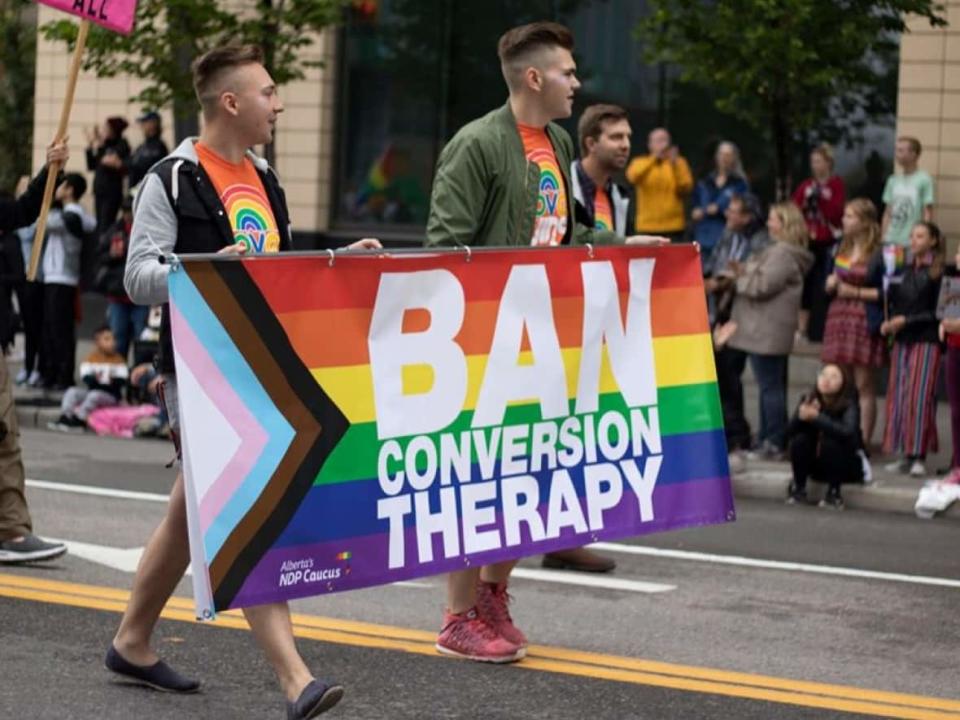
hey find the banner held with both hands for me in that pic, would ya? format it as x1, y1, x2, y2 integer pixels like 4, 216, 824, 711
168, 244, 734, 619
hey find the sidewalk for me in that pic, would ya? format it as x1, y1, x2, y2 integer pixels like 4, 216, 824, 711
10, 334, 960, 521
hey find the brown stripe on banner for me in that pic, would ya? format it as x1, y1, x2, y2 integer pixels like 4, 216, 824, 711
184, 262, 320, 590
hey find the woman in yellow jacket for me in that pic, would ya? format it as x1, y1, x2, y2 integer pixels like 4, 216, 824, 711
626, 127, 694, 243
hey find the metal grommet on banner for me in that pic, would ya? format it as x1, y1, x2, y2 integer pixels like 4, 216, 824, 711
462, 245, 472, 263
585, 243, 594, 259
326, 248, 336, 267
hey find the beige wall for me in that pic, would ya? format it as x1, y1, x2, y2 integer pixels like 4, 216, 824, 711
899, 2, 960, 249
32, 7, 337, 234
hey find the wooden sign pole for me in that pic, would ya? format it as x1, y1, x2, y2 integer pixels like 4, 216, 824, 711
26, 19, 90, 282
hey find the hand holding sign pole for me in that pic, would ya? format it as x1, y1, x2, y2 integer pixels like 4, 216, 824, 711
26, 19, 89, 282
28, 0, 139, 282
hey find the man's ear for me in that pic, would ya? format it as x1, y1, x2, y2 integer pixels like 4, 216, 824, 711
523, 66, 542, 92
221, 91, 240, 117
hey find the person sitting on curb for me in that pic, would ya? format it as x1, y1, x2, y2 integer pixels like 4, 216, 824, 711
786, 363, 863, 510
49, 325, 128, 432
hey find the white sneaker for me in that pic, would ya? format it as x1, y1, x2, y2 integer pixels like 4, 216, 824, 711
727, 451, 746, 475
26, 370, 42, 387
858, 449, 873, 484
884, 459, 910, 474
909, 460, 927, 478
14, 368, 27, 385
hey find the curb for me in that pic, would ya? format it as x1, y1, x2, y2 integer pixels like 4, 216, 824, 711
732, 469, 960, 521
16, 406, 60, 432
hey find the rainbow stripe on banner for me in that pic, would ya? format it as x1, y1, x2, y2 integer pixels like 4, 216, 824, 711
169, 245, 734, 616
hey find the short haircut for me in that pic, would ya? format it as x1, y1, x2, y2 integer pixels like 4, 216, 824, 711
93, 324, 113, 337
497, 22, 574, 91
61, 172, 87, 200
578, 104, 628, 155
897, 136, 922, 157
192, 44, 264, 116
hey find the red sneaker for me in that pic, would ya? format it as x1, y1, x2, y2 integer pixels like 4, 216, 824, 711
436, 607, 523, 663
475, 581, 528, 651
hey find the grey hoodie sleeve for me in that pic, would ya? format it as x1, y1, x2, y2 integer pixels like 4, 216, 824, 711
124, 172, 177, 305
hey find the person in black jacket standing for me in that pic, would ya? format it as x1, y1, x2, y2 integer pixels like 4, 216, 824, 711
127, 111, 169, 189
0, 139, 69, 563
786, 363, 863, 509
85, 116, 131, 234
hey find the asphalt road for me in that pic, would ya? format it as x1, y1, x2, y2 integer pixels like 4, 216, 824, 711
1, 428, 958, 719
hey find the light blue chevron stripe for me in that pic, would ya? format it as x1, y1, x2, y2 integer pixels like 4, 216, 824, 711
170, 270, 295, 561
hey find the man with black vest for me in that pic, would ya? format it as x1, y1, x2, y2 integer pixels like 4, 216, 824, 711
115, 45, 377, 719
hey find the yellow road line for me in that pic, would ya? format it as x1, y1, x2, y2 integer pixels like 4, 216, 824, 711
1, 573, 957, 719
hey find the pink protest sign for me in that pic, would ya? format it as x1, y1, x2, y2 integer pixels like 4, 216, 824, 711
37, 0, 138, 35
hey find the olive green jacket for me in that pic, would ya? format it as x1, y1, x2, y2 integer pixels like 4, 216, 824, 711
425, 102, 620, 247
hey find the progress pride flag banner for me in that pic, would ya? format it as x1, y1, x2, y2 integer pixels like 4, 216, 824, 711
37, 0, 137, 35
168, 245, 735, 619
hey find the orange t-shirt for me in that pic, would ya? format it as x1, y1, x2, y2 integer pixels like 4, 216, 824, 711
517, 124, 568, 247
195, 142, 281, 254
593, 186, 613, 230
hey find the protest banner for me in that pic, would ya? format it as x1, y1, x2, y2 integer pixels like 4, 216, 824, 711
37, 0, 138, 35
168, 244, 734, 618
27, 0, 138, 281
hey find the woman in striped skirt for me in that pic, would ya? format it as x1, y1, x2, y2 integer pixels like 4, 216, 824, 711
880, 222, 945, 477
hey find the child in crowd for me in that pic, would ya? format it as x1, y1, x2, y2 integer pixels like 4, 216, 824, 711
787, 363, 863, 509
881, 222, 944, 477
18, 173, 96, 390
821, 199, 885, 450
938, 240, 960, 485
50, 326, 128, 431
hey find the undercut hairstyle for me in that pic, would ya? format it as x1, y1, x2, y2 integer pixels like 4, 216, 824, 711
497, 22, 574, 91
192, 44, 264, 117
578, 104, 628, 155
898, 136, 922, 157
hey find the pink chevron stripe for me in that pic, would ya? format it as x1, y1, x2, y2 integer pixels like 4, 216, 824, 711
170, 303, 269, 534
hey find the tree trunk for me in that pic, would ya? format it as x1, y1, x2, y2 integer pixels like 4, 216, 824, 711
260, 0, 277, 168
771, 95, 793, 201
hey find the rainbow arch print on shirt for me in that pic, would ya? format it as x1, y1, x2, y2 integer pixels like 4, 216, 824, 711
527, 147, 564, 218
221, 183, 281, 253
169, 244, 733, 617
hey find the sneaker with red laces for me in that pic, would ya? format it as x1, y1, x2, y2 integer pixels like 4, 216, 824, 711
436, 608, 523, 663
475, 581, 528, 651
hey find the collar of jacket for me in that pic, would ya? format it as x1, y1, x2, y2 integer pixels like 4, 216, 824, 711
492, 102, 574, 245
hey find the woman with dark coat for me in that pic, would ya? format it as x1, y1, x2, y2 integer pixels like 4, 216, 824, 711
85, 116, 131, 234
787, 363, 863, 510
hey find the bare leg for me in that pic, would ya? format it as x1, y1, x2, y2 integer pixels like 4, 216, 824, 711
447, 567, 481, 614
479, 560, 517, 585
113, 472, 190, 665
244, 602, 314, 702
853, 365, 876, 447
797, 310, 810, 338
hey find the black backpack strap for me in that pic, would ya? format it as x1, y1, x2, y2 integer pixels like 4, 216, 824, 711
146, 157, 188, 215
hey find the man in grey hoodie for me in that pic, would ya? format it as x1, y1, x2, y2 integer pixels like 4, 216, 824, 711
110, 45, 377, 720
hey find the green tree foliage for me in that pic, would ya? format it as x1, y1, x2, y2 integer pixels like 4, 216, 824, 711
638, 0, 947, 197
41, 0, 348, 136
0, 0, 36, 192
